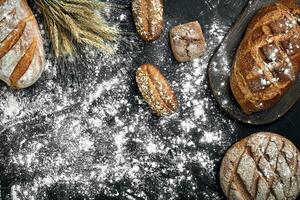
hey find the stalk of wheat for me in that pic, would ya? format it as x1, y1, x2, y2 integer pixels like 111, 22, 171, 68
36, 0, 119, 58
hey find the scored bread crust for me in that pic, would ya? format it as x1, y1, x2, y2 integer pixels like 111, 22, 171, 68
136, 64, 178, 116
220, 132, 300, 200
0, 0, 45, 89
231, 2, 300, 114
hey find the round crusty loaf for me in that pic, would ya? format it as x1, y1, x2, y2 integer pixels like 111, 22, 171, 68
0, 0, 45, 89
220, 132, 300, 200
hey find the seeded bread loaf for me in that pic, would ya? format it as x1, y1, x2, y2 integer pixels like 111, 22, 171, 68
230, 2, 300, 114
0, 0, 45, 89
220, 132, 300, 200
136, 64, 178, 116
132, 0, 164, 41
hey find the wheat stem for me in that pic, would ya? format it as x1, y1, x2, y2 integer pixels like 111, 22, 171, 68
36, 0, 119, 58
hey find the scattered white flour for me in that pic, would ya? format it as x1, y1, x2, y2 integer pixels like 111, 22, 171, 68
0, 93, 22, 121
119, 14, 127, 22
0, 1, 237, 200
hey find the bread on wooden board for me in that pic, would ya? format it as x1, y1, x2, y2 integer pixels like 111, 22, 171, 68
230, 1, 300, 114
136, 64, 178, 116
220, 132, 300, 200
132, 0, 164, 41
0, 0, 45, 89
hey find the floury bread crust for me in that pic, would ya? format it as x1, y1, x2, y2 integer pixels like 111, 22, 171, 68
132, 0, 164, 41
0, 0, 45, 89
230, 2, 300, 114
170, 21, 206, 62
220, 132, 300, 200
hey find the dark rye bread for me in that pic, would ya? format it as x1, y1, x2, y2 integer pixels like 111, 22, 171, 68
0, 0, 45, 89
170, 21, 206, 62
136, 64, 178, 116
132, 0, 164, 41
230, 1, 300, 114
220, 132, 300, 200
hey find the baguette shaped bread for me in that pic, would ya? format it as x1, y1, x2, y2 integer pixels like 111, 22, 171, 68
0, 0, 45, 89
136, 64, 178, 116
231, 2, 300, 114
220, 132, 300, 200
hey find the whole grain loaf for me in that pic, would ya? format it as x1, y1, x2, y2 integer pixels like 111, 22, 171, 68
136, 64, 178, 116
132, 0, 164, 41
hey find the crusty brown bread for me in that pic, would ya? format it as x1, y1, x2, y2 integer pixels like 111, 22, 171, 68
132, 0, 164, 41
136, 64, 178, 116
0, 0, 45, 89
220, 132, 300, 200
170, 21, 206, 62
231, 2, 300, 114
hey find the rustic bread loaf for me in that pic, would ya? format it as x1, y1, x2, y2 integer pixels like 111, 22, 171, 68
230, 2, 300, 114
0, 0, 45, 89
170, 21, 206, 62
132, 0, 164, 41
136, 64, 178, 116
220, 132, 300, 200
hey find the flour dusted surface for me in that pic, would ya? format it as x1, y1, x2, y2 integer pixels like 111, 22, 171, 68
0, 0, 239, 199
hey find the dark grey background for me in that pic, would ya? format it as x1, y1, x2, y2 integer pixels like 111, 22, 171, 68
0, 0, 299, 200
